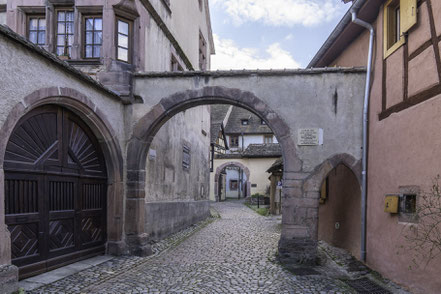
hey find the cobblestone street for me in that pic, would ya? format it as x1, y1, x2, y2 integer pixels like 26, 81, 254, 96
28, 201, 357, 293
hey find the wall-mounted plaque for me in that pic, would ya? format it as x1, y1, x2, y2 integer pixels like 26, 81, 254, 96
298, 128, 323, 146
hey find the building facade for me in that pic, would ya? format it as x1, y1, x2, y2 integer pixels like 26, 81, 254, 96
0, 0, 214, 286
209, 106, 282, 201
310, 0, 441, 292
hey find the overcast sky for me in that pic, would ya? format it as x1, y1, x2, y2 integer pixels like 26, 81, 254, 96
209, 0, 351, 70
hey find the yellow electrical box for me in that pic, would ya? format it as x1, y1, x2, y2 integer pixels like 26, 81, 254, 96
385, 195, 399, 213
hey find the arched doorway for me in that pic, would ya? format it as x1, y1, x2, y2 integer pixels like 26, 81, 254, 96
318, 163, 361, 258
214, 161, 251, 201
4, 105, 108, 278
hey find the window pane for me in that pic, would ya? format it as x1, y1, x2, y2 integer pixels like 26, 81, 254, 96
57, 22, 66, 34
56, 46, 64, 55
29, 31, 37, 43
38, 18, 46, 30
118, 47, 128, 62
118, 34, 128, 48
38, 32, 45, 44
85, 45, 93, 58
94, 18, 102, 31
66, 22, 74, 34
57, 35, 65, 46
93, 45, 101, 58
66, 12, 74, 22
118, 20, 129, 35
86, 32, 93, 44
94, 32, 102, 44
29, 19, 38, 30
68, 35, 74, 46
85, 18, 94, 31
58, 11, 65, 21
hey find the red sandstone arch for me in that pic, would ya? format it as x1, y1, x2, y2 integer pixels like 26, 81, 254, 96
214, 161, 251, 200
0, 87, 125, 261
126, 86, 302, 256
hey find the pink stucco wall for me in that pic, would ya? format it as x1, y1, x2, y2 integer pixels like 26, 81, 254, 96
318, 164, 361, 259
366, 3, 441, 294
322, 2, 441, 293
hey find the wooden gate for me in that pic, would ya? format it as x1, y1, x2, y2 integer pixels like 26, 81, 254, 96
4, 106, 107, 279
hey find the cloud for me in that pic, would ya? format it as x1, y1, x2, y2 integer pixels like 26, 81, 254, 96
211, 0, 343, 27
284, 34, 294, 41
210, 34, 301, 70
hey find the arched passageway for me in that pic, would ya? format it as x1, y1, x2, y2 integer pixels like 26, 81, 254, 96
215, 161, 251, 201
125, 86, 305, 258
318, 163, 362, 259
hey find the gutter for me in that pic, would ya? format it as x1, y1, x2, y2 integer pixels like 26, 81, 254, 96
308, 0, 368, 67
351, 7, 375, 263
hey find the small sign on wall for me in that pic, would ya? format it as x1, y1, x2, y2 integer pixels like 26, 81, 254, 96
297, 128, 324, 146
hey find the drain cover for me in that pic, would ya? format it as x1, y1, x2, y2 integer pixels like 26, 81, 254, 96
345, 278, 391, 294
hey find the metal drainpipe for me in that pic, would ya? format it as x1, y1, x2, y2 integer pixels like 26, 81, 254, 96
351, 8, 374, 262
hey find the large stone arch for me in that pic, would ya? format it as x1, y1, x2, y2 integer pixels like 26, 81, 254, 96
214, 161, 251, 201
126, 86, 304, 256
0, 87, 125, 266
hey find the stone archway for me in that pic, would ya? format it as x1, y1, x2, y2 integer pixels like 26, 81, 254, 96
0, 87, 125, 272
125, 86, 305, 257
215, 161, 251, 201
282, 153, 362, 262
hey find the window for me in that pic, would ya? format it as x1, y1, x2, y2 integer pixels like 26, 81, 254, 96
56, 10, 74, 57
116, 18, 131, 63
84, 16, 102, 58
402, 194, 416, 213
241, 119, 249, 125
398, 185, 419, 223
264, 135, 273, 144
28, 16, 46, 46
198, 0, 203, 11
199, 32, 207, 70
230, 136, 239, 147
230, 180, 238, 191
383, 0, 417, 58
182, 145, 191, 170
171, 55, 183, 71
261, 119, 267, 125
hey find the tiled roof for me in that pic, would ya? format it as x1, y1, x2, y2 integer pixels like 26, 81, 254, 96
210, 105, 231, 144
215, 143, 281, 159
267, 157, 283, 173
242, 144, 281, 157
224, 107, 273, 135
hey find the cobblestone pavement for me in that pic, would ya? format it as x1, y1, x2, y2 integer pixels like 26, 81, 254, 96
29, 200, 356, 294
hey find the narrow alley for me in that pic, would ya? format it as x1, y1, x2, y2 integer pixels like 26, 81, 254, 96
23, 201, 358, 294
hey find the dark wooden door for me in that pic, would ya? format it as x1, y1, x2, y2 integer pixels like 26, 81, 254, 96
4, 106, 107, 279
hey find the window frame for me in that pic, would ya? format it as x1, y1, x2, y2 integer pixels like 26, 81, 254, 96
55, 8, 75, 58
383, 0, 405, 58
263, 135, 273, 144
199, 31, 207, 70
229, 136, 239, 148
27, 14, 46, 46
82, 15, 103, 60
115, 16, 133, 63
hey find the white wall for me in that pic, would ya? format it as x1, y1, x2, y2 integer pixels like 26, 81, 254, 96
226, 134, 278, 151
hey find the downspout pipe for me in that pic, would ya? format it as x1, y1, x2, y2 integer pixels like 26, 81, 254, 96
351, 8, 374, 262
